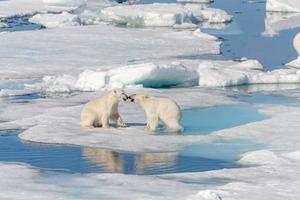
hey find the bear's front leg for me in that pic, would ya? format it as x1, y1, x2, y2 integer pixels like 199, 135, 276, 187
111, 113, 127, 127
101, 116, 110, 128
145, 115, 158, 132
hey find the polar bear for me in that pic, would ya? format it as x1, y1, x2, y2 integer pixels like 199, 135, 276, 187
81, 89, 128, 128
128, 94, 182, 132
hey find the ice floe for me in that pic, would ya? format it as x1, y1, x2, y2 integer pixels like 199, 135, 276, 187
29, 11, 81, 28
25, 58, 300, 92
0, 25, 220, 82
177, 0, 213, 3
0, 0, 73, 18
100, 3, 231, 27
0, 162, 207, 200
43, 0, 86, 7
262, 12, 300, 37
0, 22, 8, 28
266, 0, 300, 13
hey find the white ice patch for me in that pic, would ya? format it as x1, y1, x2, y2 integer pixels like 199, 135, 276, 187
262, 12, 300, 37
29, 12, 81, 28
286, 56, 300, 68
0, 22, 8, 28
0, 162, 207, 200
0, 0, 73, 18
177, 0, 213, 3
238, 150, 288, 166
187, 190, 221, 200
266, 0, 300, 12
43, 0, 86, 7
100, 3, 231, 27
198, 59, 300, 87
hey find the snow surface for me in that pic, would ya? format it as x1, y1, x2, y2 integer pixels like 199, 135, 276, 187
43, 0, 85, 7
29, 11, 81, 28
0, 0, 73, 18
177, 0, 213, 3
0, 25, 220, 82
101, 3, 231, 27
262, 12, 300, 37
0, 162, 208, 200
266, 0, 300, 12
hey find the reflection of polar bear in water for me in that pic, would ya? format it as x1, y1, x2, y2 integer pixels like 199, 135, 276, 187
82, 147, 177, 174
81, 89, 128, 128
129, 94, 182, 132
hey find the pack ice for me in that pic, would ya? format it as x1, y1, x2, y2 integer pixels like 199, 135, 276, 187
101, 3, 231, 27
25, 59, 300, 92
0, 0, 73, 18
0, 25, 220, 82
266, 0, 300, 12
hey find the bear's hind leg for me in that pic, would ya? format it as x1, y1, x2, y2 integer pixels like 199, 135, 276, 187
163, 118, 182, 132
81, 112, 97, 128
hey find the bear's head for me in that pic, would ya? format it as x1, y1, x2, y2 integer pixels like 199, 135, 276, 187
111, 89, 128, 101
128, 94, 149, 104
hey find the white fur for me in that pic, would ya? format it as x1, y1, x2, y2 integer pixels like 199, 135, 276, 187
81, 89, 127, 128
132, 94, 182, 132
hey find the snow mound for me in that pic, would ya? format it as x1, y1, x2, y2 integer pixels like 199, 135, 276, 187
188, 190, 221, 200
198, 59, 300, 87
26, 62, 199, 92
29, 12, 81, 28
25, 59, 300, 92
43, 0, 86, 7
238, 150, 288, 165
101, 3, 231, 27
266, 0, 300, 12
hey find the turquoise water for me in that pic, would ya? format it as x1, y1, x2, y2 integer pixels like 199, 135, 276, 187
181, 104, 268, 135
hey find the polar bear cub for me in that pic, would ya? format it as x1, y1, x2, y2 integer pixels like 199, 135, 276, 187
81, 89, 128, 128
129, 94, 182, 132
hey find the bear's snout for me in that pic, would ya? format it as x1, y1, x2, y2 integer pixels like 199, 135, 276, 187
122, 94, 129, 101
128, 95, 136, 102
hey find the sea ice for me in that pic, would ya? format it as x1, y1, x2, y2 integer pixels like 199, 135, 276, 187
262, 12, 300, 37
100, 3, 231, 27
266, 0, 300, 12
0, 0, 73, 18
0, 22, 8, 28
0, 25, 220, 82
177, 0, 213, 3
43, 0, 86, 7
24, 59, 300, 92
29, 12, 81, 28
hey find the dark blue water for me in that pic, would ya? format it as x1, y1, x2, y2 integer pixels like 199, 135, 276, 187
0, 16, 43, 32
0, 130, 237, 175
202, 0, 300, 70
